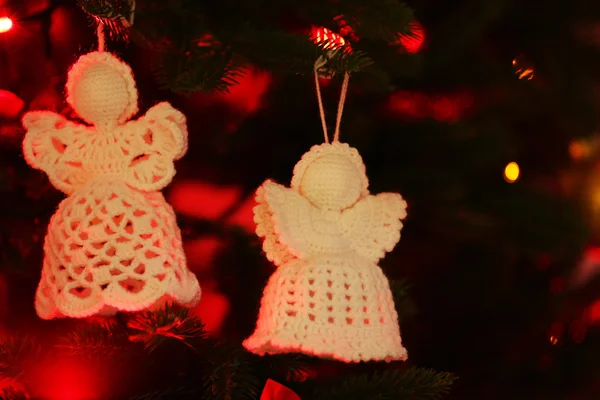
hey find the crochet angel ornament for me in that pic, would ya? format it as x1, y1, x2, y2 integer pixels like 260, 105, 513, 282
243, 141, 408, 363
22, 51, 201, 319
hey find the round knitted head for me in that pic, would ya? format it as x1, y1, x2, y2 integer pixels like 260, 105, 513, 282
291, 142, 369, 210
66, 52, 138, 130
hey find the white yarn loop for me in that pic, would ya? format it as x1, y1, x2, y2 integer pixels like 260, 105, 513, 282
313, 57, 351, 144
97, 22, 105, 52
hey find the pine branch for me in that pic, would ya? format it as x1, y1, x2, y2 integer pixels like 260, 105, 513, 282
77, 0, 132, 39
78, 0, 133, 21
0, 336, 40, 379
127, 304, 207, 352
127, 386, 200, 400
153, 46, 245, 93
334, 0, 415, 42
200, 343, 261, 400
0, 387, 29, 400
256, 354, 317, 382
76, 0, 413, 93
56, 318, 131, 359
312, 367, 456, 400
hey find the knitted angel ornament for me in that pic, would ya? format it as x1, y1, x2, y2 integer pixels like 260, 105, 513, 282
243, 141, 408, 362
22, 51, 201, 319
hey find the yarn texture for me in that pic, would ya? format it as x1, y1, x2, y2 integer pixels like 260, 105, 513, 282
243, 142, 408, 363
22, 51, 200, 319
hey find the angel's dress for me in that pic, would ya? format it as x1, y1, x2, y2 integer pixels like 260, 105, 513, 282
243, 181, 408, 363
22, 103, 201, 319
35, 179, 201, 319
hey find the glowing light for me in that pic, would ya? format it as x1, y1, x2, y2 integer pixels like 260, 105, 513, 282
311, 26, 347, 51
0, 17, 12, 33
397, 22, 425, 53
569, 139, 591, 160
512, 58, 534, 80
504, 162, 520, 183
549, 335, 558, 345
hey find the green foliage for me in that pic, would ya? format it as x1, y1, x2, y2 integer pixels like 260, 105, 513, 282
0, 388, 30, 400
127, 303, 207, 352
0, 336, 40, 379
0, 306, 454, 399
77, 0, 416, 92
311, 368, 456, 400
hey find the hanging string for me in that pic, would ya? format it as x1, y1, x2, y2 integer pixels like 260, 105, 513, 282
333, 72, 349, 143
314, 57, 329, 143
314, 57, 351, 144
96, 21, 105, 52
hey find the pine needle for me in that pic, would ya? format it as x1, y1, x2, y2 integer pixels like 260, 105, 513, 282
56, 319, 129, 358
0, 336, 40, 378
127, 304, 207, 352
313, 367, 457, 400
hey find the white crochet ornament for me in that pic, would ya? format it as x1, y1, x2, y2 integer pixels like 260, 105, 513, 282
22, 51, 201, 319
243, 142, 408, 363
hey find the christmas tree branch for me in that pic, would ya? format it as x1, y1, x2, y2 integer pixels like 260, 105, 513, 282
127, 303, 207, 352
312, 367, 457, 400
76, 0, 414, 92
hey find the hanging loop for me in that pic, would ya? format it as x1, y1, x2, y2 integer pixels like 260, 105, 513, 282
96, 21, 105, 52
314, 57, 351, 143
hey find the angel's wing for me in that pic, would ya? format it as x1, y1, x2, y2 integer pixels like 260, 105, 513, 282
340, 193, 407, 263
255, 180, 350, 264
123, 102, 188, 192
22, 111, 90, 194
253, 183, 296, 267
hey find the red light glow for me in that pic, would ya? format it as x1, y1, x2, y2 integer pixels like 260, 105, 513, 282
0, 17, 12, 33
311, 26, 347, 51
396, 22, 425, 53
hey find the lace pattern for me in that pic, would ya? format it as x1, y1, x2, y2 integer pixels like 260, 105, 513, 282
245, 142, 408, 362
22, 51, 201, 319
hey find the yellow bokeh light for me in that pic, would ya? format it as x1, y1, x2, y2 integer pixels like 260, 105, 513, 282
504, 162, 520, 183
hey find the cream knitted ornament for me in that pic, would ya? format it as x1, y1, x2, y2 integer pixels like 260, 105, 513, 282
243, 141, 408, 363
22, 51, 200, 319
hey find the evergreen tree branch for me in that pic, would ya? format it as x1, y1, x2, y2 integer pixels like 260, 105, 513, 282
153, 46, 245, 93
312, 367, 456, 400
76, 0, 413, 92
200, 343, 261, 400
127, 304, 207, 352
0, 336, 40, 379
333, 0, 415, 42
56, 319, 131, 359
0, 387, 29, 400
77, 0, 132, 39
127, 386, 200, 400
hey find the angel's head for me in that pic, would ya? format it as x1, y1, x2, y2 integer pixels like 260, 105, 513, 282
291, 142, 369, 211
66, 52, 138, 131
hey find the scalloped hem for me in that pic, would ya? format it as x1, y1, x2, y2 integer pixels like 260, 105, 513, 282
243, 331, 407, 363
34, 281, 201, 320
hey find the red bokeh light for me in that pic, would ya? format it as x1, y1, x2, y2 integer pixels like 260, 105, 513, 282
28, 356, 105, 400
0, 17, 12, 33
310, 26, 347, 51
396, 21, 425, 53
0, 90, 25, 119
387, 90, 474, 122
586, 299, 600, 323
